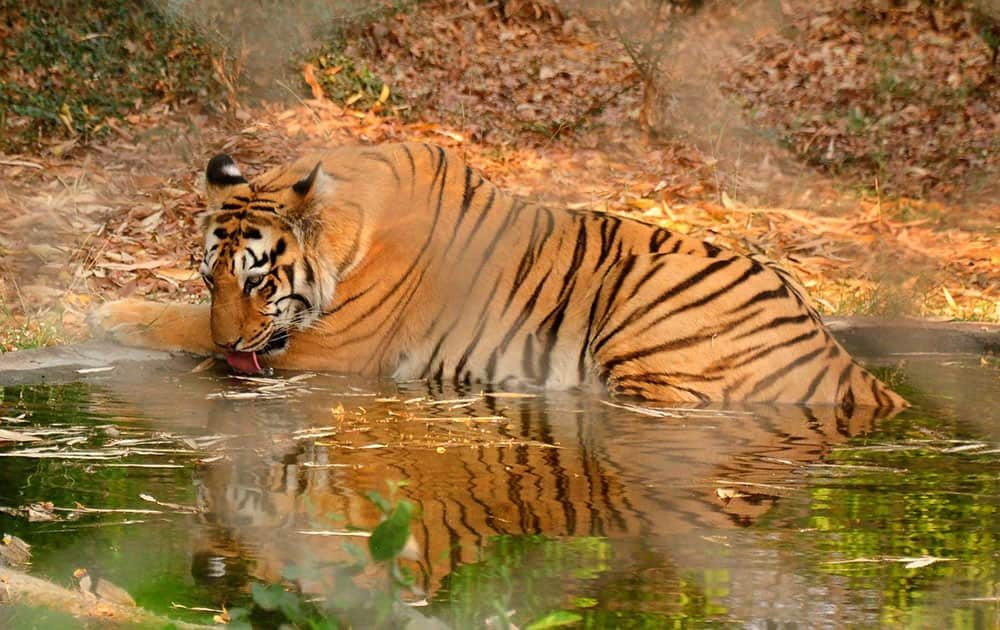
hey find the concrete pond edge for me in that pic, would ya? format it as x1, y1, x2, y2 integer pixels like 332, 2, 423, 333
0, 317, 997, 387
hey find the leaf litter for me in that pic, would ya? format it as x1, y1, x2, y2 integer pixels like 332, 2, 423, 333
0, 1, 996, 350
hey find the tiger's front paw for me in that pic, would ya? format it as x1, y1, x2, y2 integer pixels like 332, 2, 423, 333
88, 299, 160, 347
88, 299, 213, 354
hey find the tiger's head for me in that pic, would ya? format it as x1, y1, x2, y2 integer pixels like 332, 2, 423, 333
199, 154, 346, 364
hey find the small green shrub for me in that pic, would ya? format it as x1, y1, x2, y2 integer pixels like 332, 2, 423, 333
0, 0, 230, 151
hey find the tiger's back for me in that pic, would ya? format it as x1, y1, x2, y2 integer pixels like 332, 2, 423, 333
93, 142, 906, 411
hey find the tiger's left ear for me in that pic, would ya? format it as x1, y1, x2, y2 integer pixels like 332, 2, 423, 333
205, 154, 248, 209
291, 162, 328, 198
284, 161, 333, 240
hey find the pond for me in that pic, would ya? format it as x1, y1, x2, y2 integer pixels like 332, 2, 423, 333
0, 350, 998, 628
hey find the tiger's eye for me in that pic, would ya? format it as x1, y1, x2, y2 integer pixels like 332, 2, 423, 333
244, 275, 263, 293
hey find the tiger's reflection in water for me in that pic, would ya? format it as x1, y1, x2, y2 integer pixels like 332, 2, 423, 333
175, 373, 892, 608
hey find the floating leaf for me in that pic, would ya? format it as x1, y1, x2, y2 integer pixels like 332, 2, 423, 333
368, 500, 414, 562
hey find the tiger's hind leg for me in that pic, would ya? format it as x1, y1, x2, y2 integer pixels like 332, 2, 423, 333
586, 252, 870, 406
89, 299, 216, 355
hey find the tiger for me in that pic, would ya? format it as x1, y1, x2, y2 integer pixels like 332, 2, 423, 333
91, 142, 907, 411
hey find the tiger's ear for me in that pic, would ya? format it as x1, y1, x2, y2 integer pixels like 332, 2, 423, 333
285, 161, 332, 241
205, 154, 247, 209
291, 162, 327, 198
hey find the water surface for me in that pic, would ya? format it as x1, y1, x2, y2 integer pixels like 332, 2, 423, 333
0, 354, 997, 628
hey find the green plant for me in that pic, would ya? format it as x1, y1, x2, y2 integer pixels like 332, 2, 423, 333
304, 49, 406, 113
226, 481, 430, 630
0, 304, 64, 352
0, 0, 231, 151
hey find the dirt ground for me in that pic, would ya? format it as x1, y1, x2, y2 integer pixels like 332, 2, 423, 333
0, 0, 997, 351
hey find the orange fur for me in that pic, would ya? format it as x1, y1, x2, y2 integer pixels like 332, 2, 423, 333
92, 142, 906, 411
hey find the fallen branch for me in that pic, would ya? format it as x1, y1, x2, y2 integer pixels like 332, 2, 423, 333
0, 567, 219, 629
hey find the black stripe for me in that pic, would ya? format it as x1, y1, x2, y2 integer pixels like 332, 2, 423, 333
274, 293, 312, 310
427, 145, 447, 207
443, 167, 482, 258
560, 217, 588, 299
401, 144, 416, 195
325, 282, 375, 316
522, 335, 536, 380
460, 187, 497, 253
600, 330, 714, 375
421, 334, 449, 379
614, 370, 726, 385
649, 229, 671, 251
721, 373, 752, 403
870, 377, 888, 407
486, 349, 499, 383
591, 255, 637, 341
457, 168, 481, 229
247, 249, 268, 269
536, 291, 570, 384
724, 285, 790, 315
603, 306, 765, 376
214, 211, 242, 223
504, 209, 553, 313
728, 329, 820, 371
800, 364, 830, 403
641, 260, 765, 332
745, 344, 827, 400
360, 150, 401, 186
593, 217, 621, 271
578, 263, 618, 383
624, 259, 668, 302
593, 256, 737, 355
499, 270, 551, 352
837, 363, 853, 390
730, 313, 811, 342
454, 277, 503, 380
465, 199, 520, 288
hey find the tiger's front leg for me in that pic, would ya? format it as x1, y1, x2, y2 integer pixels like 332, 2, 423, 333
89, 299, 216, 355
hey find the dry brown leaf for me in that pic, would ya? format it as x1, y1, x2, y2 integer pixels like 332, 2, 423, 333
302, 63, 324, 100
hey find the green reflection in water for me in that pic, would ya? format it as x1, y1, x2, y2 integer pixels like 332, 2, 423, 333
431, 534, 738, 628
0, 384, 217, 627
757, 408, 1000, 629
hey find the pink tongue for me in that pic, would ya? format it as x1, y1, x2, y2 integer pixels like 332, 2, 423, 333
225, 351, 261, 374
